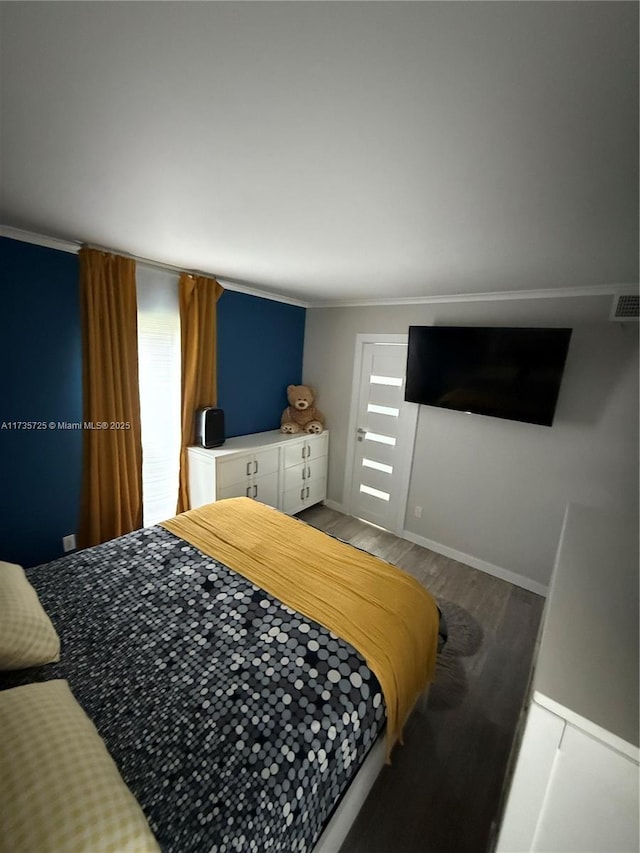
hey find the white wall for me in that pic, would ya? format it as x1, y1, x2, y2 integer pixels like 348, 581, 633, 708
303, 295, 639, 590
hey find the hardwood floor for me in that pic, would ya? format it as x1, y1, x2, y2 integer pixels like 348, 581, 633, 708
297, 505, 545, 853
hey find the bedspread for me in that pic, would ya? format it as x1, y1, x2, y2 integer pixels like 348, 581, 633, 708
9, 525, 386, 853
162, 498, 440, 756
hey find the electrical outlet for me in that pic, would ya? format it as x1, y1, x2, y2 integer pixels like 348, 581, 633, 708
62, 534, 76, 552
414, 506, 423, 519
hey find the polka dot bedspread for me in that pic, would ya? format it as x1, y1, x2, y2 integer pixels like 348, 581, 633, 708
8, 525, 386, 852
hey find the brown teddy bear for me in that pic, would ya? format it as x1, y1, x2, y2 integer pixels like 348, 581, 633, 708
280, 385, 325, 434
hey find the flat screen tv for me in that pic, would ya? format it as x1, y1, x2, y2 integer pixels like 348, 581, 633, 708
405, 326, 572, 426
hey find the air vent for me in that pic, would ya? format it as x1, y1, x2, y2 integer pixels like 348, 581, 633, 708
610, 293, 639, 322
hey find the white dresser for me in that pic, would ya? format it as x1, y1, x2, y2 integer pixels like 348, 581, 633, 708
496, 504, 639, 853
187, 429, 328, 515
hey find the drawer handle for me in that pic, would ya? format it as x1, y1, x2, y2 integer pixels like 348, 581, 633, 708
307, 465, 311, 479
301, 446, 305, 460
254, 460, 258, 474
306, 486, 310, 498
253, 484, 258, 499
300, 487, 305, 501
306, 445, 311, 458
246, 486, 251, 497
246, 461, 252, 476
302, 467, 306, 480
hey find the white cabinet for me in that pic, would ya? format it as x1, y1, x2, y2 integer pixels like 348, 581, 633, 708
496, 505, 639, 853
498, 701, 639, 853
282, 433, 329, 515
188, 430, 328, 516
534, 720, 638, 853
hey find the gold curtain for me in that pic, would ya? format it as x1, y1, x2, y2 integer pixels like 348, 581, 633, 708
78, 248, 143, 547
177, 273, 224, 514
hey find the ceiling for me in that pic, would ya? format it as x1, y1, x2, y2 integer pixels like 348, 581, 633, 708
1, 2, 637, 306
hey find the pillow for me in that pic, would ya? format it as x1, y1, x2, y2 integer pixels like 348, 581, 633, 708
0, 680, 160, 853
0, 560, 60, 670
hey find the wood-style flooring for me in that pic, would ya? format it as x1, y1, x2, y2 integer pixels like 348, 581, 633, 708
297, 504, 545, 853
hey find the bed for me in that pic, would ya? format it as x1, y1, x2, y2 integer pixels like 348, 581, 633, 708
0, 498, 442, 852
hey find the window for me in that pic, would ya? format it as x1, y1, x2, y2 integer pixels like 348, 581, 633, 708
136, 266, 181, 526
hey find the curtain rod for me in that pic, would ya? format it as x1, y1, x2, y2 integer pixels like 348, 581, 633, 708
83, 241, 214, 279
83, 243, 309, 308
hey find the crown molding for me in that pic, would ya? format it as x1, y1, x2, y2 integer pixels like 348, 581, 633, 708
312, 283, 638, 308
2, 224, 635, 309
214, 278, 309, 308
0, 224, 310, 309
0, 224, 80, 255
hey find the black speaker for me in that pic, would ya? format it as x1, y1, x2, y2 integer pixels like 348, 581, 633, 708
195, 407, 225, 448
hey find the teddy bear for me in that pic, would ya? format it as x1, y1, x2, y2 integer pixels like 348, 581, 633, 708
280, 385, 325, 434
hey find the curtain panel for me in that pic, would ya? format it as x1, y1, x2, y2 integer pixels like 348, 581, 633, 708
177, 273, 224, 514
78, 248, 143, 547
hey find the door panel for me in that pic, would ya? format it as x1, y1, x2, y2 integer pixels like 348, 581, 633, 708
371, 352, 406, 376
362, 411, 400, 437
358, 464, 394, 495
355, 488, 392, 521
348, 341, 417, 532
361, 440, 396, 468
367, 382, 403, 407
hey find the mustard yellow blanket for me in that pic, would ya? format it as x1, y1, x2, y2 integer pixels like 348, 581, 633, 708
161, 498, 439, 757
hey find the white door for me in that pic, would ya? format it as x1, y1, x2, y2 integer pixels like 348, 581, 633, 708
346, 338, 418, 533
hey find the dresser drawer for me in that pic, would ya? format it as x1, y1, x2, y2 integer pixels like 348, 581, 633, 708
283, 460, 323, 492
217, 448, 279, 490
282, 433, 328, 468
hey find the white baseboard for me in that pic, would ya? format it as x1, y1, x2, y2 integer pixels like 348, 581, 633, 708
401, 528, 548, 598
321, 501, 548, 597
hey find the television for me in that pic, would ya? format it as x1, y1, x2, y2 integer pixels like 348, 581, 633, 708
404, 326, 572, 427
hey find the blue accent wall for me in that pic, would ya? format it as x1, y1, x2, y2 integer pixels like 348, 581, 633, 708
0, 237, 306, 566
0, 237, 83, 568
217, 290, 306, 437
